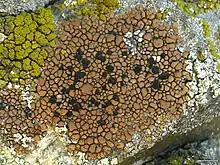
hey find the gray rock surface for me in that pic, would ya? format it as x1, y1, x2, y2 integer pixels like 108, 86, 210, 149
0, 0, 52, 14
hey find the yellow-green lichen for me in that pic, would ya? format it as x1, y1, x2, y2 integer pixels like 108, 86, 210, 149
173, 0, 220, 17
0, 7, 57, 89
0, 79, 7, 88
208, 39, 220, 58
59, 0, 119, 21
201, 20, 211, 37
207, 39, 220, 72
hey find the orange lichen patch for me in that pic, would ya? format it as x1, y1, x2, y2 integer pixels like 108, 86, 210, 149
0, 6, 191, 159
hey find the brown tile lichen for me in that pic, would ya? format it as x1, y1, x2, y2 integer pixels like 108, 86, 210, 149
0, 6, 191, 160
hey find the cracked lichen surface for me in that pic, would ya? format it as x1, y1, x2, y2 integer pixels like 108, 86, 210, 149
0, 0, 220, 165
0, 3, 191, 164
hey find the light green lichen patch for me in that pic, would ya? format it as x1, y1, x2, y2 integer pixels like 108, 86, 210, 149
201, 20, 211, 37
173, 0, 220, 17
0, 7, 57, 89
56, 0, 119, 21
199, 19, 220, 72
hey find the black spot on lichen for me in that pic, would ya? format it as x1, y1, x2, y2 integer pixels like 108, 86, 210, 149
106, 65, 114, 72
148, 57, 156, 67
75, 48, 83, 61
108, 77, 117, 85
152, 66, 160, 74
97, 118, 106, 125
82, 58, 90, 69
122, 51, 128, 56
152, 79, 161, 90
74, 72, 86, 83
49, 95, 56, 104
95, 51, 106, 62
106, 49, 113, 55
133, 65, 142, 74
24, 106, 32, 117
66, 111, 73, 117
159, 72, 169, 80
160, 53, 166, 58
102, 71, 108, 78
121, 73, 127, 79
